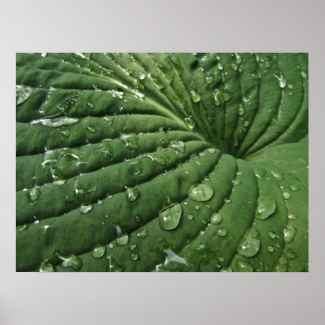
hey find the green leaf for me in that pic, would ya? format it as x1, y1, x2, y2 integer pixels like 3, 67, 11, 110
16, 53, 308, 272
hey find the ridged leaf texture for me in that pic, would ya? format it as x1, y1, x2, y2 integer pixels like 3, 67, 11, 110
16, 53, 308, 272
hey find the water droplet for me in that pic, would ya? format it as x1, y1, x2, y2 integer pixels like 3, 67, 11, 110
268, 245, 274, 253
108, 243, 114, 249
201, 219, 208, 225
208, 148, 215, 154
133, 87, 145, 99
50, 166, 66, 185
184, 116, 196, 129
150, 74, 165, 90
39, 259, 55, 272
190, 90, 201, 103
194, 204, 200, 210
206, 72, 215, 84
301, 71, 308, 79
92, 245, 106, 258
187, 214, 194, 221
138, 72, 146, 80
30, 116, 79, 128
224, 198, 231, 204
137, 228, 149, 239
129, 244, 137, 251
220, 266, 232, 272
284, 224, 297, 244
125, 187, 140, 202
131, 253, 138, 261
195, 161, 202, 166
288, 84, 293, 89
237, 228, 260, 257
269, 231, 277, 239
19, 224, 29, 232
135, 215, 142, 222
283, 191, 291, 200
243, 120, 250, 127
270, 170, 284, 181
210, 212, 223, 225
274, 73, 287, 88
288, 185, 298, 194
217, 228, 227, 237
158, 203, 182, 231
16, 85, 34, 105
188, 184, 214, 202
231, 63, 238, 71
120, 133, 140, 150
217, 63, 223, 70
256, 194, 276, 219
58, 254, 83, 271
288, 213, 298, 221
169, 140, 185, 154
218, 256, 225, 262
107, 256, 124, 272
238, 103, 245, 116
236, 259, 254, 272
79, 203, 93, 214
142, 154, 166, 166
97, 200, 103, 205
99, 139, 114, 158
184, 171, 190, 175
27, 185, 41, 202
87, 126, 97, 133
61, 130, 70, 138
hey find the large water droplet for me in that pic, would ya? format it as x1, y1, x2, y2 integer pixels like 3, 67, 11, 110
184, 116, 196, 129
274, 73, 287, 88
92, 245, 106, 258
16, 85, 34, 105
283, 191, 291, 200
39, 259, 55, 272
79, 203, 93, 214
131, 253, 139, 261
236, 259, 254, 272
120, 133, 140, 150
27, 185, 41, 202
158, 203, 182, 231
190, 90, 201, 103
256, 194, 276, 219
284, 224, 297, 244
188, 184, 214, 202
237, 228, 260, 257
30, 117, 79, 128
210, 212, 223, 225
50, 166, 66, 185
137, 228, 148, 239
217, 228, 227, 237
125, 187, 140, 202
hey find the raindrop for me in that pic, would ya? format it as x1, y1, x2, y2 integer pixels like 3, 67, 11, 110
283, 191, 291, 200
135, 216, 142, 222
195, 161, 202, 166
138, 72, 146, 80
58, 254, 83, 271
243, 120, 250, 127
169, 140, 185, 154
237, 228, 260, 257
210, 212, 223, 225
288, 84, 293, 89
30, 116, 79, 128
87, 126, 97, 133
274, 73, 287, 88
108, 243, 114, 249
99, 139, 114, 158
97, 200, 103, 205
224, 198, 231, 204
206, 72, 215, 84
270, 170, 284, 181
125, 187, 140, 202
190, 90, 201, 103
129, 244, 137, 251
238, 103, 245, 116
217, 63, 223, 70
61, 130, 70, 138
268, 246, 274, 253
188, 184, 214, 202
92, 245, 106, 258
184, 116, 196, 129
218, 257, 225, 262
301, 71, 308, 79
107, 256, 124, 272
217, 228, 227, 237
39, 260, 55, 272
288, 213, 298, 221
50, 166, 66, 185
19, 224, 29, 232
120, 133, 140, 150
284, 224, 297, 244
184, 171, 190, 175
231, 64, 238, 71
194, 205, 200, 210
16, 85, 34, 105
236, 259, 254, 272
79, 203, 93, 214
131, 253, 139, 261
158, 203, 182, 231
187, 214, 194, 221
269, 231, 277, 239
220, 266, 232, 272
256, 194, 276, 219
150, 74, 165, 90
208, 148, 215, 154
27, 185, 41, 202
137, 228, 149, 239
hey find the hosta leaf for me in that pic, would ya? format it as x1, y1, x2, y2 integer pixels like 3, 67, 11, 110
16, 53, 308, 272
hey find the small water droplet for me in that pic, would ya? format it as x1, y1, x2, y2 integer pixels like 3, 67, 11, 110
107, 256, 124, 272
195, 161, 202, 166
190, 90, 201, 103
217, 228, 227, 237
58, 254, 83, 271
27, 185, 41, 202
274, 73, 287, 88
129, 244, 137, 251
131, 253, 139, 261
231, 63, 238, 71
301, 71, 308, 79
137, 228, 149, 239
283, 191, 291, 200
218, 256, 225, 262
270, 170, 284, 181
238, 103, 245, 116
288, 213, 298, 221
208, 148, 215, 154
217, 63, 223, 70
39, 259, 55, 272
187, 214, 194, 221
220, 266, 232, 272
50, 166, 66, 185
30, 116, 79, 128
224, 198, 231, 204
108, 243, 114, 249
87, 126, 97, 133
268, 245, 274, 253
188, 184, 214, 202
19, 224, 29, 232
256, 194, 276, 219
237, 228, 260, 257
92, 245, 106, 258
289, 185, 299, 192
158, 203, 182, 231
61, 130, 70, 138
138, 72, 146, 80
205, 72, 215, 84
184, 171, 190, 175
194, 205, 200, 210
135, 215, 142, 222
284, 224, 297, 244
125, 187, 140, 202
210, 212, 223, 225
79, 203, 93, 214
269, 231, 277, 239
288, 84, 293, 89
243, 120, 250, 127
16, 85, 34, 105
120, 133, 140, 150
169, 140, 185, 154
236, 259, 254, 272
184, 116, 196, 129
